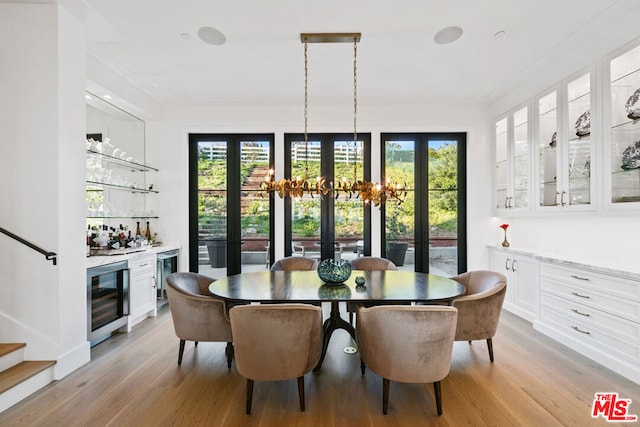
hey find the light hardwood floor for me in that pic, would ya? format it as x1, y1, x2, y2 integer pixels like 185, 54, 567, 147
1, 306, 638, 426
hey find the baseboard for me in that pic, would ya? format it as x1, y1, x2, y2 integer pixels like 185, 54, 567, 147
54, 341, 90, 380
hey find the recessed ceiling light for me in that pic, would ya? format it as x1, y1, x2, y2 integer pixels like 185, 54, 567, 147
433, 26, 463, 45
197, 27, 226, 46
494, 30, 507, 38
102, 94, 112, 100
180, 32, 191, 40
85, 94, 92, 100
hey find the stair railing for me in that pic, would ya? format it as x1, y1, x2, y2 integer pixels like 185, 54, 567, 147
0, 226, 57, 265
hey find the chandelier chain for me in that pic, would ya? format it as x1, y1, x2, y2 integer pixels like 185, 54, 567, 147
304, 39, 309, 179
353, 37, 358, 180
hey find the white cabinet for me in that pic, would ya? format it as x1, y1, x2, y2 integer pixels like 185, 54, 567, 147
495, 106, 531, 214
535, 70, 595, 212
490, 248, 539, 322
128, 254, 157, 328
534, 262, 640, 384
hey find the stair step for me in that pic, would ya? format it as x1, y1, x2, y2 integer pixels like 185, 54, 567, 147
0, 361, 56, 395
0, 343, 26, 358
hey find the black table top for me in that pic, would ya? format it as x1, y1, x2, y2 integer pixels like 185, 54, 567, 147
208, 270, 465, 304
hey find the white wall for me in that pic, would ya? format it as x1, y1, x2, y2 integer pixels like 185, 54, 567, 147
0, 3, 89, 377
146, 99, 494, 273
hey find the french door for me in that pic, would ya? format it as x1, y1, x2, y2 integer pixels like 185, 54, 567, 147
283, 133, 372, 262
188, 134, 274, 278
382, 133, 467, 275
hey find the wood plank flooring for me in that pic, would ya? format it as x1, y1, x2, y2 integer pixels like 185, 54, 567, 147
1, 306, 638, 426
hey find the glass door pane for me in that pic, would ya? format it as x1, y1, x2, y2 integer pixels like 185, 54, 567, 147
567, 73, 591, 205
384, 140, 415, 269
428, 140, 458, 277
291, 140, 321, 259
512, 106, 529, 209
197, 141, 228, 279
239, 140, 272, 271
495, 117, 508, 209
539, 91, 558, 207
334, 140, 364, 261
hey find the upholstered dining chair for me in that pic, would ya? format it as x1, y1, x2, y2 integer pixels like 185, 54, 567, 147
347, 257, 398, 325
270, 256, 318, 271
229, 304, 323, 415
450, 270, 507, 363
166, 272, 234, 368
356, 305, 458, 416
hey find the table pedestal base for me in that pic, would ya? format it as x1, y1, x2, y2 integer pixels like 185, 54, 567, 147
314, 301, 356, 372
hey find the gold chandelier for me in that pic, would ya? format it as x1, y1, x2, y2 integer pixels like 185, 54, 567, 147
261, 32, 406, 206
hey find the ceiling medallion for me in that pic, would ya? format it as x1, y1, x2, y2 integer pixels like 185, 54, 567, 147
261, 32, 406, 207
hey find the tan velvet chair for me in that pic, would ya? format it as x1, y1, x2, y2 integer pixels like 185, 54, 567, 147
357, 305, 458, 416
229, 304, 323, 414
347, 257, 398, 325
166, 272, 234, 367
270, 256, 318, 271
450, 270, 507, 363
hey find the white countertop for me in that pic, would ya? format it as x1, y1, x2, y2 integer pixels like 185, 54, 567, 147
86, 244, 180, 269
489, 245, 640, 280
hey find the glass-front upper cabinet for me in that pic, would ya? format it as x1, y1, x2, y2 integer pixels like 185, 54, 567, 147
606, 42, 640, 208
494, 105, 530, 214
535, 71, 594, 212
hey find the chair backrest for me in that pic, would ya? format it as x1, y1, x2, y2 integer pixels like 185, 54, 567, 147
356, 305, 458, 384
450, 270, 507, 341
166, 272, 232, 342
270, 256, 318, 271
230, 304, 323, 381
452, 270, 506, 296
350, 257, 397, 271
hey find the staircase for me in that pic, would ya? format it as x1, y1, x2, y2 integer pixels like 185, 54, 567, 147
0, 343, 55, 413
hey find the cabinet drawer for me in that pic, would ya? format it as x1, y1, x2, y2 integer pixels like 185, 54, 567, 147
541, 292, 640, 341
540, 304, 640, 364
541, 276, 640, 323
129, 255, 156, 275
541, 263, 640, 302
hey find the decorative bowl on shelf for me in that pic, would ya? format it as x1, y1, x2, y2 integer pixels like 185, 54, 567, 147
317, 259, 352, 284
625, 88, 640, 120
575, 110, 591, 137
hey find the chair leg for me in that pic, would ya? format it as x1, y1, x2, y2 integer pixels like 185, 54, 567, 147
297, 376, 306, 412
360, 358, 366, 375
178, 339, 186, 365
349, 311, 354, 326
246, 379, 254, 415
382, 378, 390, 415
194, 341, 199, 347
487, 338, 494, 363
434, 381, 442, 416
225, 342, 234, 368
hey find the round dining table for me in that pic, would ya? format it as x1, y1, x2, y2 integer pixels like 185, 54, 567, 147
209, 270, 465, 371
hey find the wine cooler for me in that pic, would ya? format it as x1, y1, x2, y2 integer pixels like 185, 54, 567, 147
87, 261, 130, 345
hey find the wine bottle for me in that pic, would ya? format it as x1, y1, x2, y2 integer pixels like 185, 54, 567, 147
136, 221, 141, 238
145, 221, 152, 240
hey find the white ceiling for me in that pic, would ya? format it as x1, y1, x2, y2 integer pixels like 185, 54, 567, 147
82, 0, 637, 106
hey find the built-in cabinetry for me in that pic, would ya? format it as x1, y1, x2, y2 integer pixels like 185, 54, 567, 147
489, 248, 539, 322
489, 246, 640, 385
494, 105, 530, 213
128, 254, 157, 328
606, 42, 640, 208
86, 92, 158, 245
535, 70, 595, 211
535, 261, 640, 385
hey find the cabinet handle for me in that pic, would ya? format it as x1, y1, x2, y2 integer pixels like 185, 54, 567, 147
571, 308, 590, 317
512, 259, 517, 272
504, 197, 509, 209
571, 325, 591, 335
505, 258, 511, 271
508, 197, 513, 209
570, 274, 590, 281
561, 191, 567, 206
151, 276, 157, 289
554, 192, 560, 206
571, 291, 590, 299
